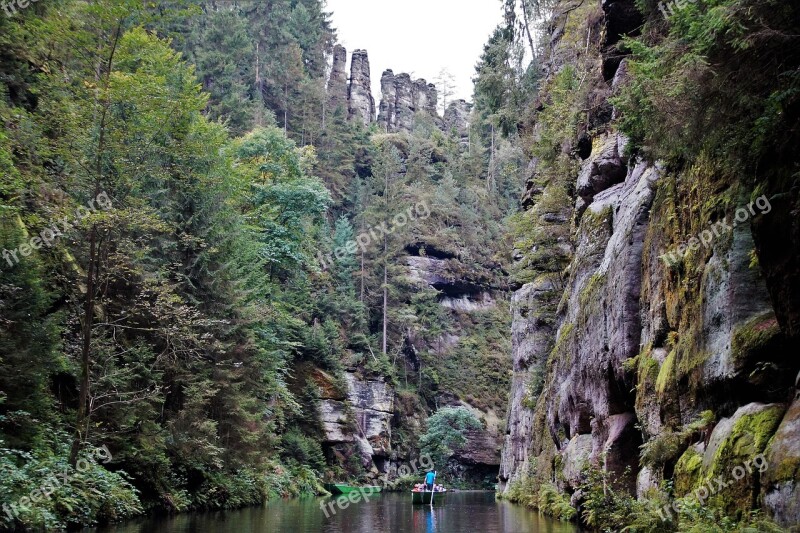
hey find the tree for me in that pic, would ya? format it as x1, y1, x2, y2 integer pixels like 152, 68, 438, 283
434, 68, 456, 115
419, 407, 482, 475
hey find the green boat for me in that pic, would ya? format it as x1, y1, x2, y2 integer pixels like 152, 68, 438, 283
411, 490, 447, 505
324, 483, 382, 495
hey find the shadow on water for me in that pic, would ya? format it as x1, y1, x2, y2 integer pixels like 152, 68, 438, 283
90, 491, 580, 533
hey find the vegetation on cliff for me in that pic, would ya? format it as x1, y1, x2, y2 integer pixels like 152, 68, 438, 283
0, 0, 524, 527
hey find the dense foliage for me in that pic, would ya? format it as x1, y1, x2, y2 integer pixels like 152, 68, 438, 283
0, 0, 526, 527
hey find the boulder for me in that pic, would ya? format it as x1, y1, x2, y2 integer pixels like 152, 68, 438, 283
562, 434, 593, 489
763, 397, 800, 528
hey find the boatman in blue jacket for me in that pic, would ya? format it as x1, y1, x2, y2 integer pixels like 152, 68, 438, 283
424, 470, 436, 491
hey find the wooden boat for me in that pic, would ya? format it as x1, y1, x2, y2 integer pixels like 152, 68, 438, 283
324, 483, 382, 495
411, 489, 447, 504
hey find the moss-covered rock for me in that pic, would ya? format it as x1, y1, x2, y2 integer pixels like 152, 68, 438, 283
731, 311, 782, 368
701, 403, 785, 518
762, 397, 800, 528
674, 445, 704, 495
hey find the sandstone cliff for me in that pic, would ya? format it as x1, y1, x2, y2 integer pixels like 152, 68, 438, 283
328, 48, 441, 132
498, 0, 800, 529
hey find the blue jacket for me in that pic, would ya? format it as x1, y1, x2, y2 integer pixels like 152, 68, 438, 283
425, 472, 435, 484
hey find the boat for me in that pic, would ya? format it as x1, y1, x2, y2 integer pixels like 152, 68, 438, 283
324, 483, 382, 495
411, 488, 447, 504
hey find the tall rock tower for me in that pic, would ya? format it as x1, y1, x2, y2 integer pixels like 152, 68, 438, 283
326, 46, 441, 131
348, 50, 376, 125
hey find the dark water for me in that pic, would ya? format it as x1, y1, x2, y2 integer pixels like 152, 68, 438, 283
93, 492, 579, 533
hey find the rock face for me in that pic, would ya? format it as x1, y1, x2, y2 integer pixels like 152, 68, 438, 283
348, 49, 375, 125
319, 372, 393, 472
377, 70, 438, 132
498, 278, 558, 490
498, 0, 799, 525
326, 47, 375, 125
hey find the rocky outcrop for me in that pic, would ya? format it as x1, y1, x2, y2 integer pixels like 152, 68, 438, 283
444, 99, 472, 146
405, 256, 489, 298
377, 70, 438, 132
318, 371, 394, 472
377, 70, 397, 132
575, 133, 628, 209
327, 48, 448, 132
452, 427, 501, 466
348, 50, 375, 125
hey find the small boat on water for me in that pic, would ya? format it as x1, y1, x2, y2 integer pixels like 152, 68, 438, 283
411, 487, 447, 505
324, 483, 382, 495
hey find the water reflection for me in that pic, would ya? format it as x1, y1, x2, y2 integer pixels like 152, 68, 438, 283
91, 491, 579, 533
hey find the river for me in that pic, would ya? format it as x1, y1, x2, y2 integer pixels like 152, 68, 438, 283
91, 491, 580, 533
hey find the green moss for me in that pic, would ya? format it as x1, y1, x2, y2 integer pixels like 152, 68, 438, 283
769, 454, 800, 484
549, 322, 575, 365
674, 446, 704, 495
717, 406, 785, 462
579, 272, 607, 309
635, 346, 659, 385
644, 412, 715, 471
581, 205, 613, 238
641, 430, 687, 469
703, 405, 786, 517
656, 349, 676, 395
731, 311, 781, 365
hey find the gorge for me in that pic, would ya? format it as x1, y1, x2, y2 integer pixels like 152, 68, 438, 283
0, 0, 798, 531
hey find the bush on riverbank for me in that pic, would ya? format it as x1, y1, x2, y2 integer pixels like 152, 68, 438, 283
0, 438, 143, 530
502, 467, 784, 532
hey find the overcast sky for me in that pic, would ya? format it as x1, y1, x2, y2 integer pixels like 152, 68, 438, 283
325, 0, 503, 106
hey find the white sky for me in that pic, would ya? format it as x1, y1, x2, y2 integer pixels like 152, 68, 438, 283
325, 0, 504, 106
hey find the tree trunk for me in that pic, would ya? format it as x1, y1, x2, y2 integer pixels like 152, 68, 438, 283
382, 236, 388, 356
360, 248, 365, 303
521, 0, 537, 58
488, 123, 495, 191
69, 21, 121, 466
70, 226, 97, 465
382, 164, 389, 356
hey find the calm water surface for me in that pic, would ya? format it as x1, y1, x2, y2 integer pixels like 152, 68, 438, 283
92, 492, 580, 533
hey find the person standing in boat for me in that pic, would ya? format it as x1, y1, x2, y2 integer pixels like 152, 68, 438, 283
424, 470, 436, 491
